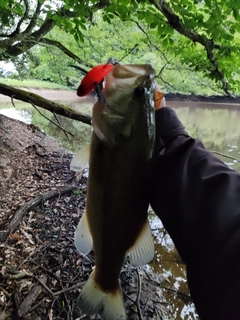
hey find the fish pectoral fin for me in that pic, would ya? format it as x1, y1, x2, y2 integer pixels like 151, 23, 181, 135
77, 269, 127, 320
127, 219, 155, 267
70, 144, 90, 172
75, 211, 93, 255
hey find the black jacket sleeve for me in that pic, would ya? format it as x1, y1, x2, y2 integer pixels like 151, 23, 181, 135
150, 107, 240, 320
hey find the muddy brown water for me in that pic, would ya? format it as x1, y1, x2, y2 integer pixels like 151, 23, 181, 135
1, 90, 240, 319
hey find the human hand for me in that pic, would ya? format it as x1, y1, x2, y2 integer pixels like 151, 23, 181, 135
154, 83, 166, 110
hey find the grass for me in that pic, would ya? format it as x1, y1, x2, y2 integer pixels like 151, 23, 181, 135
0, 78, 69, 89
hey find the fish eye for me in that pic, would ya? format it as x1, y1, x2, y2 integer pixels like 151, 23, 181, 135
134, 87, 145, 95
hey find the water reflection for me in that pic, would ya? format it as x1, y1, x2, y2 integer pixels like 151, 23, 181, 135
0, 97, 94, 152
1, 99, 240, 319
174, 106, 240, 171
148, 212, 199, 319
0, 107, 32, 124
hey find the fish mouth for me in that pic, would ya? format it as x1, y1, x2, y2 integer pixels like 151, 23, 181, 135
112, 64, 154, 81
103, 64, 155, 115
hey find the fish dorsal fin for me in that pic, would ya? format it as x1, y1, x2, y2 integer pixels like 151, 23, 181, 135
70, 144, 90, 172
127, 219, 155, 267
75, 211, 93, 255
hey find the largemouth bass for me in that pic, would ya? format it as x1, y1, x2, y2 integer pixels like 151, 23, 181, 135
71, 63, 161, 319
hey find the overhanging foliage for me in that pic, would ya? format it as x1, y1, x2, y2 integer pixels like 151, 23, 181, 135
1, 0, 240, 120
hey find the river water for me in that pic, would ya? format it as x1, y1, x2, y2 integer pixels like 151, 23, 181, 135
1, 96, 240, 319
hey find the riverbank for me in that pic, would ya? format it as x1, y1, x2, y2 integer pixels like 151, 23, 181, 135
1, 87, 240, 105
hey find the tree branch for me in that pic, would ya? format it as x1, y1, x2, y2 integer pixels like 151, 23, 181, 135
134, 21, 171, 64
0, 18, 56, 60
0, 83, 92, 125
5, 0, 30, 37
0, 186, 78, 242
38, 38, 94, 68
29, 102, 74, 137
0, 0, 110, 61
24, 0, 42, 35
149, 0, 232, 96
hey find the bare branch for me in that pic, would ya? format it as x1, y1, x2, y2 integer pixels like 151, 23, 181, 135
0, 185, 78, 242
119, 43, 139, 62
29, 102, 74, 137
135, 21, 171, 64
0, 83, 92, 125
210, 151, 240, 162
38, 38, 94, 68
53, 112, 70, 140
0, 18, 56, 60
157, 76, 177, 91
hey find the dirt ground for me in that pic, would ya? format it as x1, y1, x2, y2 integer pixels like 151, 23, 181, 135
0, 114, 173, 320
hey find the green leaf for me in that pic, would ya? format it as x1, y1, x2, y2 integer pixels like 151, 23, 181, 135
13, 3, 23, 16
232, 8, 239, 19
150, 21, 158, 29
103, 14, 111, 23
52, 14, 59, 21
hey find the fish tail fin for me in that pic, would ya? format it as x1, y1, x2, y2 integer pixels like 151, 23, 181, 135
77, 269, 127, 320
102, 288, 127, 320
77, 270, 102, 315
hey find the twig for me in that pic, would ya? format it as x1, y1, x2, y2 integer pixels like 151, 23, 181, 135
29, 101, 74, 137
74, 315, 89, 320
18, 245, 45, 269
118, 44, 139, 62
0, 285, 11, 298
48, 299, 56, 320
53, 282, 85, 296
123, 292, 136, 304
11, 95, 17, 108
134, 21, 170, 63
53, 112, 70, 141
33, 275, 56, 299
83, 254, 95, 264
210, 150, 240, 162
27, 297, 48, 314
33, 262, 82, 285
155, 63, 168, 78
195, 78, 223, 95
82, 34, 102, 57
7, 271, 55, 299
30, 260, 84, 295
9, 272, 32, 279
18, 275, 48, 317
0, 125, 8, 133
158, 76, 177, 91
136, 268, 143, 320
143, 269, 191, 303
161, 284, 192, 303
1, 185, 77, 242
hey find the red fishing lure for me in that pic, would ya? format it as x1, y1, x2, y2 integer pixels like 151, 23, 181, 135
77, 64, 114, 97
